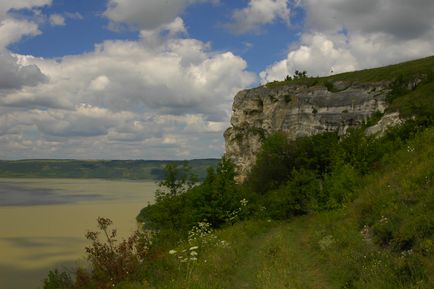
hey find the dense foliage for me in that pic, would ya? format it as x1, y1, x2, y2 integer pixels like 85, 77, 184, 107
137, 158, 247, 235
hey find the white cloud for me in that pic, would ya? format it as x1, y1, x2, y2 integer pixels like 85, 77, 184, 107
89, 75, 110, 91
64, 12, 83, 20
0, 0, 52, 17
0, 19, 256, 159
104, 0, 215, 30
0, 18, 40, 48
0, 3, 48, 91
226, 0, 290, 34
0, 12, 47, 91
49, 14, 65, 26
0, 52, 47, 90
260, 33, 358, 82
261, 0, 434, 82
302, 0, 434, 40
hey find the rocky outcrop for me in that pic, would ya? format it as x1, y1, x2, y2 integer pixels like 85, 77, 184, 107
224, 81, 390, 183
365, 112, 403, 137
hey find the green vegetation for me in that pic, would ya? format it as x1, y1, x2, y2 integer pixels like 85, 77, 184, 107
0, 159, 218, 180
43, 56, 434, 289
137, 158, 247, 235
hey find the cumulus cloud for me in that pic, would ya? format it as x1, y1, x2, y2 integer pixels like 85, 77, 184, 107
260, 33, 358, 82
261, 0, 434, 82
104, 0, 216, 30
226, 0, 290, 34
0, 0, 52, 17
49, 14, 65, 26
0, 18, 40, 48
0, 2, 48, 91
0, 18, 255, 159
303, 0, 434, 40
0, 52, 47, 90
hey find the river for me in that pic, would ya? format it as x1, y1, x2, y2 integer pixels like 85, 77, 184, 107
0, 178, 157, 289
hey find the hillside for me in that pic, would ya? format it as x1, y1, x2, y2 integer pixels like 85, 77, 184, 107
0, 159, 219, 180
146, 126, 434, 289
42, 56, 434, 289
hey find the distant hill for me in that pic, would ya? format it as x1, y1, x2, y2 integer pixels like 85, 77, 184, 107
0, 159, 219, 180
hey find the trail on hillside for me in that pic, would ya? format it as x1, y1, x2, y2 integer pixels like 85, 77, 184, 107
227, 222, 331, 289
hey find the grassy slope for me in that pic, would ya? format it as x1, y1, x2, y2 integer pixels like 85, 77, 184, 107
142, 127, 434, 289
115, 57, 434, 289
267, 55, 434, 85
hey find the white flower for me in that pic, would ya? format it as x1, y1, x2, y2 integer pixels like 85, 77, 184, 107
189, 246, 199, 251
190, 251, 198, 256
169, 249, 177, 255
240, 198, 248, 207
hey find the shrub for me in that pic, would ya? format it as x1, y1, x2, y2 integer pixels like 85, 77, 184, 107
78, 217, 151, 289
262, 169, 321, 219
246, 132, 293, 194
138, 158, 248, 234
43, 269, 74, 289
322, 163, 359, 209
247, 132, 341, 194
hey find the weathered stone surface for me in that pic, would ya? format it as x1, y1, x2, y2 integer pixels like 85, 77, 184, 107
365, 112, 403, 137
224, 81, 390, 183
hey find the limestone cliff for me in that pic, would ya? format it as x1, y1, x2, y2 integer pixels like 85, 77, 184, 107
224, 81, 390, 183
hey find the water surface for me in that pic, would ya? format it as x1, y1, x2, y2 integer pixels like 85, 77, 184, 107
0, 178, 157, 289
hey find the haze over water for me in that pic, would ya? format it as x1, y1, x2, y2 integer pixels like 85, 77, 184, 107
0, 178, 156, 289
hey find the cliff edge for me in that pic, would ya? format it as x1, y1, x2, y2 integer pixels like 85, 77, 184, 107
224, 80, 390, 182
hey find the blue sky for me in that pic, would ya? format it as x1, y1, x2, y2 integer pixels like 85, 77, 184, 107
10, 0, 302, 73
0, 0, 433, 160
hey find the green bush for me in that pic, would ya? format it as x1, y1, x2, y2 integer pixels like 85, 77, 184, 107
247, 132, 341, 194
246, 132, 293, 194
322, 163, 359, 209
262, 169, 321, 219
43, 269, 74, 289
137, 158, 248, 234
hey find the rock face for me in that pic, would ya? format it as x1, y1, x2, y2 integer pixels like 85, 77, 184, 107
224, 81, 390, 183
365, 112, 403, 137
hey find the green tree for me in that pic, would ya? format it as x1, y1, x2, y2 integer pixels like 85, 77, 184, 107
246, 132, 293, 194
155, 162, 197, 201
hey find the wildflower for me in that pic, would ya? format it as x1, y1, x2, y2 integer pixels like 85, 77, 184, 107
169, 249, 177, 255
379, 216, 388, 224
190, 251, 198, 256
240, 198, 248, 207
189, 246, 199, 251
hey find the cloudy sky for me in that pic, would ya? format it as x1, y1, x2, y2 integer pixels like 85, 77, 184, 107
0, 0, 433, 160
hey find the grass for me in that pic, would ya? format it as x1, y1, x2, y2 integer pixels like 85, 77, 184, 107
265, 55, 434, 88
130, 127, 434, 289
112, 58, 434, 288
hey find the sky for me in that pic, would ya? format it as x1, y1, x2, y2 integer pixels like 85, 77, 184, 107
0, 0, 433, 160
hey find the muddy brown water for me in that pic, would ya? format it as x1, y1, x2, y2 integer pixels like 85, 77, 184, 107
0, 178, 157, 289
